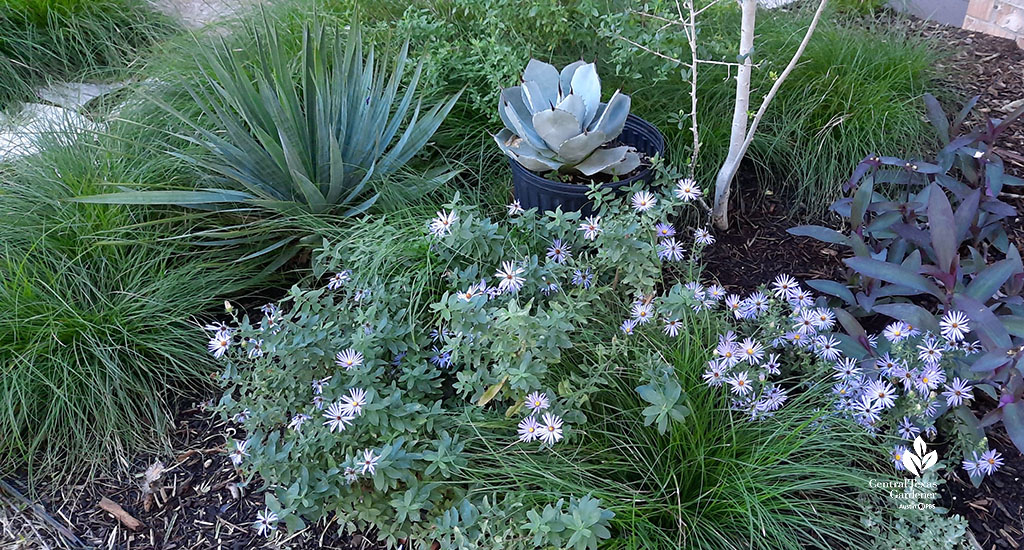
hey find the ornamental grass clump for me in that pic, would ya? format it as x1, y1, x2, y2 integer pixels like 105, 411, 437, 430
210, 164, 713, 546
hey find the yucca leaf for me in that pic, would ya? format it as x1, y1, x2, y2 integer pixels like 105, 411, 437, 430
74, 189, 254, 205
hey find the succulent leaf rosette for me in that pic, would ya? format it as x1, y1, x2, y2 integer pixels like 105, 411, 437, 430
495, 59, 641, 177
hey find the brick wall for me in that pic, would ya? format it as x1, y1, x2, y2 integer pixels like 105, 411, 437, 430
965, 0, 1024, 47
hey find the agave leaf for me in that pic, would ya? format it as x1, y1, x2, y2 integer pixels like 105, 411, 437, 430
607, 149, 641, 175
74, 189, 255, 205
533, 108, 582, 152
555, 94, 587, 128
588, 90, 630, 138
522, 59, 560, 106
558, 60, 586, 97
569, 62, 601, 127
521, 80, 550, 114
500, 88, 547, 150
556, 130, 607, 165
575, 146, 628, 176
494, 129, 562, 172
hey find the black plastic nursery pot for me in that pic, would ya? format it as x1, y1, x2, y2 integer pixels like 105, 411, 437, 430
509, 114, 666, 216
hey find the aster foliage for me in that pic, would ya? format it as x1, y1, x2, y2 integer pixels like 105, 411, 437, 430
210, 166, 708, 547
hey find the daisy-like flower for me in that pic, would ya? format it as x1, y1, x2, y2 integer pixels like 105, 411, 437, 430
663, 318, 683, 337
675, 178, 701, 201
917, 337, 944, 366
631, 190, 657, 212
694, 227, 715, 246
620, 318, 638, 335
246, 338, 264, 358
335, 349, 364, 370
771, 274, 800, 299
233, 409, 251, 423
327, 270, 351, 290
716, 340, 741, 367
758, 386, 788, 413
794, 309, 819, 336
631, 302, 655, 324
812, 308, 836, 331
340, 387, 368, 417
978, 449, 1004, 475
657, 238, 686, 261
883, 321, 910, 343
254, 508, 278, 537
539, 413, 564, 445
312, 395, 324, 410
323, 402, 354, 433
963, 453, 983, 478
703, 361, 727, 387
208, 330, 231, 359
939, 310, 971, 342
525, 391, 550, 412
788, 289, 814, 309
540, 278, 559, 296
897, 416, 920, 440
228, 439, 249, 466
915, 364, 945, 395
458, 280, 488, 301
876, 353, 900, 377
507, 200, 525, 216
579, 216, 602, 241
288, 413, 311, 431
727, 371, 753, 396
892, 445, 909, 471
763, 354, 781, 375
494, 261, 526, 293
747, 292, 770, 315
311, 377, 330, 395
343, 466, 358, 484
546, 239, 572, 264
813, 334, 842, 361
517, 416, 541, 442
942, 377, 973, 407
429, 210, 457, 237
654, 222, 676, 238
572, 268, 593, 289
739, 337, 764, 364
706, 285, 726, 301
359, 449, 380, 475
724, 294, 742, 315
865, 379, 898, 409
853, 394, 883, 424
832, 358, 861, 380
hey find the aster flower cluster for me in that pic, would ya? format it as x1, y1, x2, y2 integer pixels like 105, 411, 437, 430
691, 273, 1006, 482
516, 391, 566, 446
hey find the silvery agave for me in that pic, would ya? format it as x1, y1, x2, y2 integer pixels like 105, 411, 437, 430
495, 59, 641, 177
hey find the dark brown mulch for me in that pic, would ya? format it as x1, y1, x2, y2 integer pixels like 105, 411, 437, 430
1, 406, 380, 550
701, 167, 846, 292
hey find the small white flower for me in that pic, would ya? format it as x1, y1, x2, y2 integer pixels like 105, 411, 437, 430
335, 348, 364, 370
208, 330, 231, 359
340, 387, 368, 417
675, 178, 701, 201
288, 413, 311, 431
327, 270, 352, 290
359, 449, 380, 475
727, 371, 753, 396
631, 190, 657, 212
546, 239, 572, 264
254, 508, 278, 537
507, 200, 525, 216
631, 302, 654, 324
578, 216, 602, 241
694, 227, 715, 246
323, 402, 354, 433
228, 439, 249, 466
539, 413, 564, 445
518, 415, 541, 442
663, 319, 683, 337
525, 391, 550, 412
429, 210, 458, 237
939, 310, 971, 342
494, 261, 526, 293
657, 238, 686, 261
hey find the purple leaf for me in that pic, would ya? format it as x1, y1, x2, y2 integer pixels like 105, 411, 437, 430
872, 303, 941, 334
952, 294, 1012, 349
923, 93, 949, 143
805, 280, 856, 305
965, 259, 1018, 302
851, 177, 874, 229
967, 349, 1011, 373
1003, 401, 1024, 455
787, 225, 851, 246
927, 183, 957, 273
844, 257, 945, 300
954, 189, 980, 244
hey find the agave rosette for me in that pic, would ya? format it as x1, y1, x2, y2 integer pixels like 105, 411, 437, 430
495, 59, 640, 177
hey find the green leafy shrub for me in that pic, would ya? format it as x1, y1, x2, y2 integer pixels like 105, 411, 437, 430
0, 0, 177, 107
212, 165, 716, 546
